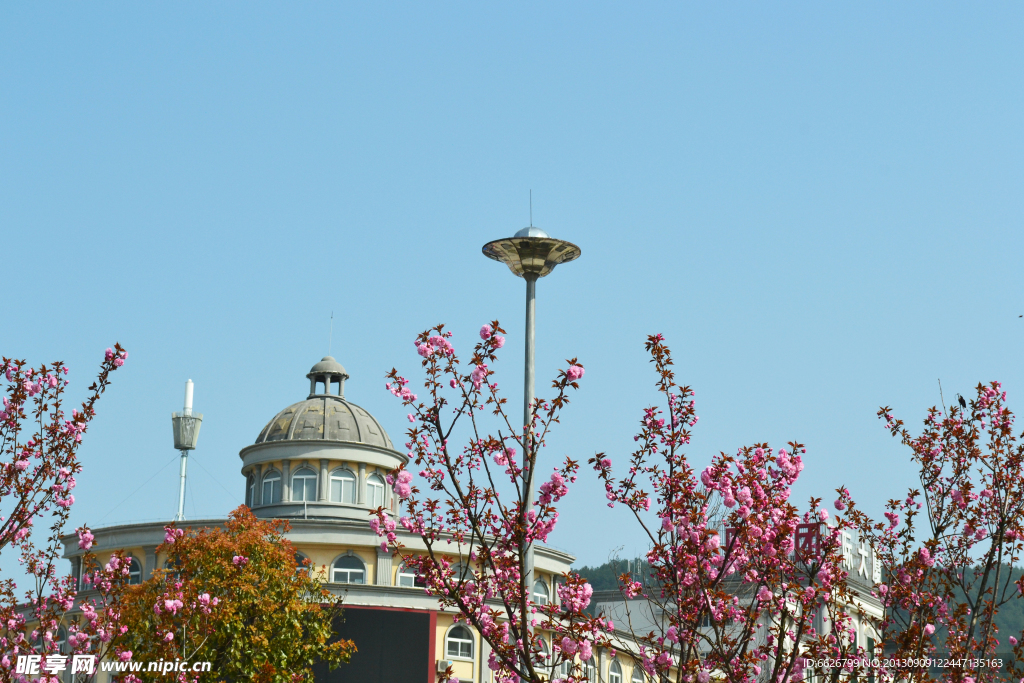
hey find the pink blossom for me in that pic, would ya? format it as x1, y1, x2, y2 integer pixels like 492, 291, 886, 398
493, 335, 505, 349
163, 631, 174, 642
105, 348, 114, 361
566, 365, 585, 382
924, 624, 935, 636
471, 364, 488, 390
77, 528, 94, 550
480, 325, 492, 340
232, 555, 249, 567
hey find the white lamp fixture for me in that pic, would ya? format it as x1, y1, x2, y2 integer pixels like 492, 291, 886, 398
171, 379, 203, 521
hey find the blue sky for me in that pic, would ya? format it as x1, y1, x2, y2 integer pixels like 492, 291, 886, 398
2, 3, 1022, 567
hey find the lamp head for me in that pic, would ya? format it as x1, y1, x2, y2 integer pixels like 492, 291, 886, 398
482, 227, 581, 279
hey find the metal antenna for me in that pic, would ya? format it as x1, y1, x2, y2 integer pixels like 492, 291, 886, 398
529, 190, 533, 227
329, 311, 334, 356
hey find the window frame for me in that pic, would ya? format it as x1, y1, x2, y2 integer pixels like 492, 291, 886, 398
366, 473, 386, 508
329, 468, 357, 504
127, 556, 143, 585
632, 664, 647, 683
609, 659, 623, 683
330, 554, 366, 584
445, 624, 475, 661
262, 471, 282, 505
532, 578, 550, 606
291, 467, 318, 502
397, 561, 427, 588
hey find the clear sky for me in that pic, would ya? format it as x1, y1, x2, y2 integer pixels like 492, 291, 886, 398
2, 3, 1022, 567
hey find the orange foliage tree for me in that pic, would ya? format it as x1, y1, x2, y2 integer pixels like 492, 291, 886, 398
106, 506, 354, 682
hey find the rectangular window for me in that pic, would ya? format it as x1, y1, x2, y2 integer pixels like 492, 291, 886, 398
294, 477, 316, 502
367, 481, 385, 508
333, 568, 365, 584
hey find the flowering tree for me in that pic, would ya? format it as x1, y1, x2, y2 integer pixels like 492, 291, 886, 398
841, 381, 1024, 683
591, 335, 867, 683
371, 322, 611, 683
107, 506, 355, 683
0, 347, 129, 682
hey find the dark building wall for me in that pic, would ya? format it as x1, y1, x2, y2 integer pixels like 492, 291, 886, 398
314, 606, 434, 683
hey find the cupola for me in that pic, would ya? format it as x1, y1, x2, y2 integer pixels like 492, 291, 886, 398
307, 356, 349, 398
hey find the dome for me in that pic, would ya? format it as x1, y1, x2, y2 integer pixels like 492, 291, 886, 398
253, 357, 392, 449
254, 396, 393, 449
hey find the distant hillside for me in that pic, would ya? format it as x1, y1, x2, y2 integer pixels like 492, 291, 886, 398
574, 558, 651, 593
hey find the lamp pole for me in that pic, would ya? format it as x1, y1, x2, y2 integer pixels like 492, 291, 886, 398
482, 224, 581, 668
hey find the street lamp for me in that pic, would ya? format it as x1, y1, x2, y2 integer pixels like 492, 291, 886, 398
482, 226, 582, 429
482, 224, 580, 644
171, 379, 203, 521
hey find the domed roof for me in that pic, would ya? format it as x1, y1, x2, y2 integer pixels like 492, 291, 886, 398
254, 357, 393, 449
307, 356, 348, 379
254, 396, 393, 449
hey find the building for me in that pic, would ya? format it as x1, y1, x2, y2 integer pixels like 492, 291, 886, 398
63, 356, 583, 683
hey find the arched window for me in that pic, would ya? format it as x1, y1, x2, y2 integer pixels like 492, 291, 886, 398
585, 657, 597, 680
331, 555, 365, 584
127, 556, 142, 585
632, 664, 647, 683
163, 557, 180, 581
295, 552, 309, 574
292, 468, 318, 502
262, 471, 282, 505
245, 475, 255, 507
397, 562, 427, 588
446, 624, 474, 660
329, 469, 356, 503
451, 562, 472, 582
537, 636, 551, 670
559, 657, 573, 677
55, 627, 68, 654
553, 576, 563, 607
610, 659, 623, 683
533, 578, 550, 606
366, 473, 386, 508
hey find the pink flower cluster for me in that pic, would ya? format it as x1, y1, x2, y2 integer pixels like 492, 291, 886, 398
537, 472, 568, 505
479, 324, 505, 348
163, 527, 184, 544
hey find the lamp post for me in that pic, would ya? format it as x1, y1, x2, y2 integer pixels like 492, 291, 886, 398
482, 224, 580, 660
171, 379, 203, 521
